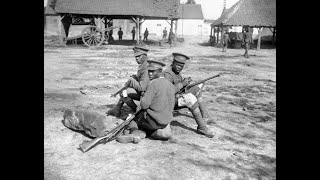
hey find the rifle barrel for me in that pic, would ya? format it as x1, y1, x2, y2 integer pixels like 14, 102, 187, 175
188, 74, 221, 87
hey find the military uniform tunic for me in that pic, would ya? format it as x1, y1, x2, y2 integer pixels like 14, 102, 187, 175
163, 66, 203, 109
221, 33, 230, 45
140, 77, 176, 128
127, 58, 150, 92
163, 65, 184, 93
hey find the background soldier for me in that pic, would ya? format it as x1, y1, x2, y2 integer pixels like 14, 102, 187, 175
131, 27, 136, 40
107, 47, 150, 117
162, 27, 167, 40
243, 28, 252, 58
116, 60, 176, 143
163, 53, 214, 138
143, 28, 149, 41
221, 29, 230, 52
168, 29, 175, 48
118, 28, 123, 41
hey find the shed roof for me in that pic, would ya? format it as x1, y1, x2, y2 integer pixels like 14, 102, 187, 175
211, 0, 276, 27
45, 0, 179, 19
45, 0, 57, 15
177, 4, 204, 19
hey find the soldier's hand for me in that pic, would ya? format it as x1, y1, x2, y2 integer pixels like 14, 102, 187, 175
181, 77, 192, 87
130, 74, 138, 80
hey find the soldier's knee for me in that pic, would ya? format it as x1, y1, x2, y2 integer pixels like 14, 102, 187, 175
184, 93, 198, 105
126, 88, 136, 94
178, 93, 198, 108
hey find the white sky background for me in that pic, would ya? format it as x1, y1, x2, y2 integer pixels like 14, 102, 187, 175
44, 0, 240, 20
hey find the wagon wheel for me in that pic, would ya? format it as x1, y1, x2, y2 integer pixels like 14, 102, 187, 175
81, 26, 105, 47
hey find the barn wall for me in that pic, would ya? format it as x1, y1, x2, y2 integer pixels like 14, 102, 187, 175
177, 19, 204, 36
44, 16, 60, 37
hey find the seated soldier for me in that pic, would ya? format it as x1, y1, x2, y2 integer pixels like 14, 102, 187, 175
116, 60, 176, 143
107, 46, 150, 117
163, 53, 214, 138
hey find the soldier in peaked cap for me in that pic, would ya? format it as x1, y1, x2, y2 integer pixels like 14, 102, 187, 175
162, 53, 215, 138
116, 60, 177, 143
242, 28, 252, 58
107, 46, 150, 117
221, 29, 231, 52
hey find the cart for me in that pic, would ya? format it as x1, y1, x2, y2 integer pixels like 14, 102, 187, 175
81, 26, 118, 47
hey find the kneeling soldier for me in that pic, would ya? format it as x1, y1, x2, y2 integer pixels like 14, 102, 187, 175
116, 60, 176, 143
163, 53, 214, 138
107, 46, 150, 117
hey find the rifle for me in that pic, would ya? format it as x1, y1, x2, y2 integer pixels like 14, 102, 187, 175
79, 110, 141, 152
110, 74, 139, 98
176, 73, 224, 94
110, 84, 128, 98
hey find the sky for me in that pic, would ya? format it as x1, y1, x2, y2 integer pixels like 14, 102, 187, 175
44, 0, 239, 20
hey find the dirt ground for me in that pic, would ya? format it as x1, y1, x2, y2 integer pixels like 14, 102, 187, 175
44, 36, 276, 180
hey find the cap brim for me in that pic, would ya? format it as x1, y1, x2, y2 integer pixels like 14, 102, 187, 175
134, 52, 146, 57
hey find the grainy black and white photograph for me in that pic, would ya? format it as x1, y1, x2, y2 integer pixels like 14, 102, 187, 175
44, 0, 276, 179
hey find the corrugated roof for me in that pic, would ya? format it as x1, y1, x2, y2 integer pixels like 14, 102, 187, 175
45, 0, 179, 19
178, 4, 204, 19
212, 0, 276, 27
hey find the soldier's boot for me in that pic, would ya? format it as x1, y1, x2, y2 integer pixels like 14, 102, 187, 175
116, 133, 141, 144
123, 97, 138, 112
116, 121, 145, 144
131, 129, 147, 139
191, 108, 214, 138
150, 124, 172, 140
106, 98, 124, 117
198, 101, 212, 122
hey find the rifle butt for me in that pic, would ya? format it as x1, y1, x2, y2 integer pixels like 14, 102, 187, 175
79, 137, 104, 153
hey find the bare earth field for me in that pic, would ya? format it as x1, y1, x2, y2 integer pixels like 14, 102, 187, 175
44, 36, 276, 180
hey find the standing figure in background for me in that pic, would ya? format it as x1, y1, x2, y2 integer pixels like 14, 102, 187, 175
118, 28, 123, 41
162, 27, 167, 40
243, 28, 252, 58
143, 28, 149, 41
221, 29, 230, 52
168, 29, 175, 48
131, 27, 136, 41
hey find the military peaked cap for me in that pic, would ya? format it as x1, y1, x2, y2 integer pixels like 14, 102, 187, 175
133, 46, 149, 57
147, 60, 166, 70
172, 53, 190, 64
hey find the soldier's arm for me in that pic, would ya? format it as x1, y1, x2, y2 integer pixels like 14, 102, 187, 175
163, 72, 183, 93
140, 82, 157, 109
137, 67, 150, 92
126, 77, 143, 92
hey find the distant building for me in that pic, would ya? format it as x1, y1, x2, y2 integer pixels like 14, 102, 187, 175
176, 3, 204, 36
141, 3, 206, 36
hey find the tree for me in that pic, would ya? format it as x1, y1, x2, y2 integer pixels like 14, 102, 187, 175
186, 0, 196, 4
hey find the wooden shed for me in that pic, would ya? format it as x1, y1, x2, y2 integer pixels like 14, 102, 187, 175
44, 0, 180, 45
210, 0, 276, 49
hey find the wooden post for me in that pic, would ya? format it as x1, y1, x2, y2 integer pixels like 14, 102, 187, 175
272, 27, 276, 45
136, 16, 140, 44
221, 26, 224, 40
216, 27, 219, 43
257, 27, 263, 50
57, 16, 63, 43
174, 19, 178, 37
